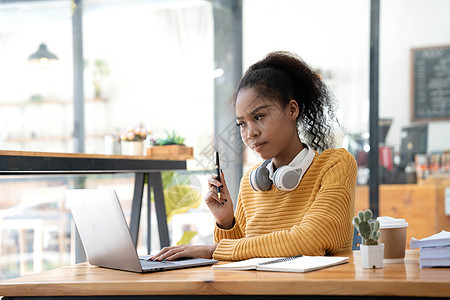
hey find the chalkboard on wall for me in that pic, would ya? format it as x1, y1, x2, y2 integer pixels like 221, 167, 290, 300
411, 45, 450, 121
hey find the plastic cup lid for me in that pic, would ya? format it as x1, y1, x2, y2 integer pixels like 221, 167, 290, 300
377, 216, 409, 228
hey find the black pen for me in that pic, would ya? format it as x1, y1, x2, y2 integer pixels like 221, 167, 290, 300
214, 150, 221, 200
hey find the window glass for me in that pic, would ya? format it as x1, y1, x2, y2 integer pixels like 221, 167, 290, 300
0, 0, 215, 280
0, 1, 73, 152
377, 0, 450, 244
379, 0, 450, 185
82, 0, 214, 167
242, 0, 370, 170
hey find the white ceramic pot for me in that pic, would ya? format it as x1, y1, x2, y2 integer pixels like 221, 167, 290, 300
121, 141, 144, 156
360, 243, 385, 269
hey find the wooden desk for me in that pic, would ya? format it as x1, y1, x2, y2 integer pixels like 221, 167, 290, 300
0, 150, 187, 253
0, 250, 449, 299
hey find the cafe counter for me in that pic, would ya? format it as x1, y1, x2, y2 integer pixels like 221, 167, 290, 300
355, 177, 450, 244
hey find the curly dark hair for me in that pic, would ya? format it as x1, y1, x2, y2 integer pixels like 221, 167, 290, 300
232, 51, 336, 152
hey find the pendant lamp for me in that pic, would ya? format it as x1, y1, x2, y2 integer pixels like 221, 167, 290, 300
28, 43, 58, 67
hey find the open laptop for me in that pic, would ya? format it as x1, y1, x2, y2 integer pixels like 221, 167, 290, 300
65, 189, 217, 273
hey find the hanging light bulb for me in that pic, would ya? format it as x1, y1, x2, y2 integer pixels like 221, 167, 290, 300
28, 43, 58, 68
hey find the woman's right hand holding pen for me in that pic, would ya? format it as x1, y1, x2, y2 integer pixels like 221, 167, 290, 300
205, 170, 234, 230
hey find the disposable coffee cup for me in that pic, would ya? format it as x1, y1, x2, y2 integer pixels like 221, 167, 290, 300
377, 216, 408, 263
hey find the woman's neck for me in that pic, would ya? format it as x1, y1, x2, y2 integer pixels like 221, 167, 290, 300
272, 137, 304, 169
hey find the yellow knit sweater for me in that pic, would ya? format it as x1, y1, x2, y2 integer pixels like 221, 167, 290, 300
212, 148, 357, 261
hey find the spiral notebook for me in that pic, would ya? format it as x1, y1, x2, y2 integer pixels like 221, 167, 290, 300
212, 255, 349, 273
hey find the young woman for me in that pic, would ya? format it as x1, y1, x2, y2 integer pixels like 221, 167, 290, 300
151, 51, 357, 261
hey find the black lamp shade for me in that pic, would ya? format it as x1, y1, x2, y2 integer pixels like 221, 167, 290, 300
28, 43, 58, 61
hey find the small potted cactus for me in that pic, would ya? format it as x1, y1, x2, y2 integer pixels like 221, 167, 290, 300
353, 209, 384, 269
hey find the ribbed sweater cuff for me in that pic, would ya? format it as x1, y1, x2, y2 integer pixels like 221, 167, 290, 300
213, 221, 241, 241
212, 239, 239, 261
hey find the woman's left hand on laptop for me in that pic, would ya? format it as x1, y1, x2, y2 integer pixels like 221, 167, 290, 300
149, 244, 218, 261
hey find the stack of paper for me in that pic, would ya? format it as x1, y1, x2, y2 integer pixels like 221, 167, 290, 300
410, 230, 450, 268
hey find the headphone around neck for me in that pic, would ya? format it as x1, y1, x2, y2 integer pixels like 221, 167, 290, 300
249, 144, 315, 192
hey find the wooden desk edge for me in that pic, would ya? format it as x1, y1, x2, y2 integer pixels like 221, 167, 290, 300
1, 251, 450, 298
1, 277, 449, 298
0, 150, 187, 161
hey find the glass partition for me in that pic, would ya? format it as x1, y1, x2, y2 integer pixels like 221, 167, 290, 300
376, 0, 450, 244
0, 0, 73, 152
242, 0, 370, 169
378, 0, 450, 185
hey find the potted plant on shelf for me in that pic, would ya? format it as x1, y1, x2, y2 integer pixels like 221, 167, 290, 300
147, 130, 193, 160
353, 209, 384, 269
84, 59, 110, 99
120, 125, 147, 156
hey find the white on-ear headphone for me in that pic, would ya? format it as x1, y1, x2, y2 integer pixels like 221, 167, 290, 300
249, 144, 315, 192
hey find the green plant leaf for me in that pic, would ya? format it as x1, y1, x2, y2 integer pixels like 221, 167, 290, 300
358, 211, 364, 221
151, 130, 186, 146
161, 171, 175, 189
94, 59, 110, 76
164, 184, 202, 223
373, 220, 380, 231
176, 231, 198, 245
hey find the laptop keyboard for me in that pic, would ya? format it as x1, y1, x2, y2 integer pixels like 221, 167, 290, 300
139, 259, 177, 268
